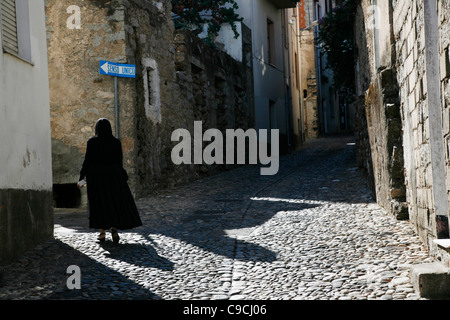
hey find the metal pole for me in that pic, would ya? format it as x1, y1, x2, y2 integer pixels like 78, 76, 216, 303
114, 76, 119, 139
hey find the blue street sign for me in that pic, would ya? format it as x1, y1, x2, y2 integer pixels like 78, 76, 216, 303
99, 60, 136, 78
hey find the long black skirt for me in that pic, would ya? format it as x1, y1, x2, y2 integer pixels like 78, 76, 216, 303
86, 168, 142, 230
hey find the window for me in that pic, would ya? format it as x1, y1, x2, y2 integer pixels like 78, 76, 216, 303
325, 0, 333, 14
1, 0, 31, 62
142, 58, 161, 123
316, 4, 321, 20
267, 18, 275, 65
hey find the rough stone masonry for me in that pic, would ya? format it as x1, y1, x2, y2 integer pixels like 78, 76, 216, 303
46, 0, 254, 205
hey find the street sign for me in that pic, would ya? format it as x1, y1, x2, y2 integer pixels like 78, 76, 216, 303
99, 60, 136, 78
98, 60, 136, 139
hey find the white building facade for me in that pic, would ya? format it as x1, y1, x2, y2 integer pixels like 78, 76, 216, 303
0, 0, 53, 263
234, 0, 299, 152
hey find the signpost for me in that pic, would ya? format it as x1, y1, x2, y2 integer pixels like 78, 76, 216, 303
100, 60, 136, 78
99, 60, 136, 138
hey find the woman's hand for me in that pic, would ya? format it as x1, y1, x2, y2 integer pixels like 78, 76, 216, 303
77, 179, 86, 189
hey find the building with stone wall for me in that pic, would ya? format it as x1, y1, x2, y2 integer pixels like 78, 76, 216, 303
0, 0, 53, 263
285, 4, 308, 147
297, 0, 319, 139
354, 0, 450, 266
354, 0, 407, 220
46, 0, 254, 206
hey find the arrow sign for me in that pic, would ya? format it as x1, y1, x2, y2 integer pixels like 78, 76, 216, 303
99, 60, 136, 78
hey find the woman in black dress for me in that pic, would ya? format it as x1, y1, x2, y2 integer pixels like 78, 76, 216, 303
79, 118, 142, 244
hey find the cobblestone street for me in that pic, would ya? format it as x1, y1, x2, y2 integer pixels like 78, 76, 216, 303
0, 135, 432, 300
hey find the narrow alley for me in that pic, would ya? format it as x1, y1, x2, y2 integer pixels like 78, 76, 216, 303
0, 135, 431, 300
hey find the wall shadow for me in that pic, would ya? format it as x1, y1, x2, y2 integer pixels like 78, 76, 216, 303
140, 201, 320, 264
0, 238, 160, 300
130, 134, 372, 264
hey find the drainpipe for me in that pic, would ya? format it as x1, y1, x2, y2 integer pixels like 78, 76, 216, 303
114, 76, 120, 139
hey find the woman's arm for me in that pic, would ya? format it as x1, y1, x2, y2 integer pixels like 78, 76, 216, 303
116, 139, 128, 181
79, 138, 94, 181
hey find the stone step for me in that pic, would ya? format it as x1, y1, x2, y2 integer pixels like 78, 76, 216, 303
410, 262, 450, 299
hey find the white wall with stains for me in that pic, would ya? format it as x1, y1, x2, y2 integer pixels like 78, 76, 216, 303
0, 0, 52, 191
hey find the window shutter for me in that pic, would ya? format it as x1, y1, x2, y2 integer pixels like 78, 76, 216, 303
1, 0, 18, 55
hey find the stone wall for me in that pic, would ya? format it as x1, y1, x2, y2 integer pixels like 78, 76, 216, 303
174, 25, 255, 172
124, 1, 254, 197
299, 28, 319, 139
46, 0, 131, 205
393, 0, 449, 247
392, 0, 432, 244
354, 0, 407, 219
46, 0, 254, 204
120, 0, 188, 197
173, 27, 254, 133
355, 0, 450, 253
438, 0, 450, 241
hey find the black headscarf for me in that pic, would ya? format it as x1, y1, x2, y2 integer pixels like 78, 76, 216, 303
95, 118, 113, 138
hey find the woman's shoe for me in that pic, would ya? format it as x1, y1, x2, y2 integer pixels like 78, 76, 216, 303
98, 232, 106, 242
111, 228, 120, 245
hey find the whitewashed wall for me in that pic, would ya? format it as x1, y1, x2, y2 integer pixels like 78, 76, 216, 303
0, 0, 52, 191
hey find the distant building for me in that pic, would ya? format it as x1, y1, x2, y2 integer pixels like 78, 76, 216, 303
290, 0, 319, 141
233, 0, 299, 152
284, 4, 305, 147
0, 0, 53, 263
313, 0, 353, 134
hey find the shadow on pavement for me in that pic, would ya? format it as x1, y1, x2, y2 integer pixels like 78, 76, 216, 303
0, 237, 161, 300
101, 241, 174, 271
142, 202, 320, 263
49, 134, 372, 283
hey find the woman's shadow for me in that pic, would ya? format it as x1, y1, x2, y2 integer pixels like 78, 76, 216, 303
99, 240, 175, 271
54, 211, 174, 272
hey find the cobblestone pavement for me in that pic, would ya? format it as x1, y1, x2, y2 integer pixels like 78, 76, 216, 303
0, 135, 432, 300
